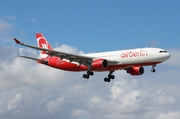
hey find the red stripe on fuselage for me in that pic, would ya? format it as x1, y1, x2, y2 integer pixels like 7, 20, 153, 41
39, 57, 161, 72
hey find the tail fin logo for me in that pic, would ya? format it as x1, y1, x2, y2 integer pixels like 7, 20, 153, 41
37, 37, 50, 59
42, 43, 48, 49
36, 33, 53, 59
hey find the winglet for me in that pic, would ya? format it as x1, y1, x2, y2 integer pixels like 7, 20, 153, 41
13, 38, 21, 44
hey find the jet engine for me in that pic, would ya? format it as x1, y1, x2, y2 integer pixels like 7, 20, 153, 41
91, 59, 108, 68
126, 66, 144, 75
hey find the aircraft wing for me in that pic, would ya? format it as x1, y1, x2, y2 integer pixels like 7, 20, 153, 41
14, 38, 118, 67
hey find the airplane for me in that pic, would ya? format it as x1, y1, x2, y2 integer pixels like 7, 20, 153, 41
13, 33, 171, 82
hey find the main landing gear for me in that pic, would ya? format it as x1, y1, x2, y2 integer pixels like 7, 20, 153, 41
104, 71, 115, 82
82, 71, 115, 83
83, 71, 94, 79
151, 65, 156, 72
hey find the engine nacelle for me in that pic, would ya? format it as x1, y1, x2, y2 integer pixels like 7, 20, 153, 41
91, 59, 108, 68
126, 66, 144, 75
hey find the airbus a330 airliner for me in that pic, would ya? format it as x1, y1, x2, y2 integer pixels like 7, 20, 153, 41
14, 33, 171, 82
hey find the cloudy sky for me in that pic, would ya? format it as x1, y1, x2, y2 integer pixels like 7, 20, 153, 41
0, 0, 180, 119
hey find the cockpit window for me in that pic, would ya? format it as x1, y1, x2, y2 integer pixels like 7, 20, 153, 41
159, 51, 167, 53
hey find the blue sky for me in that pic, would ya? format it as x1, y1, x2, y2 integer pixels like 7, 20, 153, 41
1, 0, 180, 52
0, 1, 180, 119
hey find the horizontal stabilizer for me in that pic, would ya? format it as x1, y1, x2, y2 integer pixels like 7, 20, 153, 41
19, 56, 48, 64
20, 55, 41, 61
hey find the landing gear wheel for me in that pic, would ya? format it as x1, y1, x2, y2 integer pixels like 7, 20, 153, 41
108, 75, 115, 79
151, 69, 156, 72
111, 75, 115, 79
88, 71, 94, 76
104, 78, 107, 82
83, 71, 94, 79
104, 71, 115, 82
83, 74, 89, 79
104, 77, 110, 82
151, 65, 156, 73
83, 74, 86, 78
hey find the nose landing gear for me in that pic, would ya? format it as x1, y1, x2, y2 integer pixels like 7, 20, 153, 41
151, 65, 156, 72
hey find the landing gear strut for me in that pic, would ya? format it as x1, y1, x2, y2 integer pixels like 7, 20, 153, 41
83, 71, 94, 79
151, 65, 156, 72
104, 71, 115, 82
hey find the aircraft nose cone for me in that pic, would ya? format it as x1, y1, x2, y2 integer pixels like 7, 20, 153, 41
165, 53, 171, 60
167, 53, 171, 58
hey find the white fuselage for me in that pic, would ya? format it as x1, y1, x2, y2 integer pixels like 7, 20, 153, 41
47, 47, 171, 72
84, 47, 171, 66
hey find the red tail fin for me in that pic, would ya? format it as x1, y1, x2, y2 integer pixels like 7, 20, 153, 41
36, 33, 53, 60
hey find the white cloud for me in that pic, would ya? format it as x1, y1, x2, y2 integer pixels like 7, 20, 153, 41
152, 95, 175, 106
110, 81, 124, 100
91, 96, 101, 103
7, 93, 23, 111
54, 44, 84, 54
0, 20, 13, 36
72, 109, 90, 118
2, 15, 17, 20
27, 18, 37, 22
121, 90, 142, 107
46, 96, 64, 114
156, 112, 180, 119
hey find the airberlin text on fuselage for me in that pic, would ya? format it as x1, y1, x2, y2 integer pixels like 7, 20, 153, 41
121, 50, 148, 58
